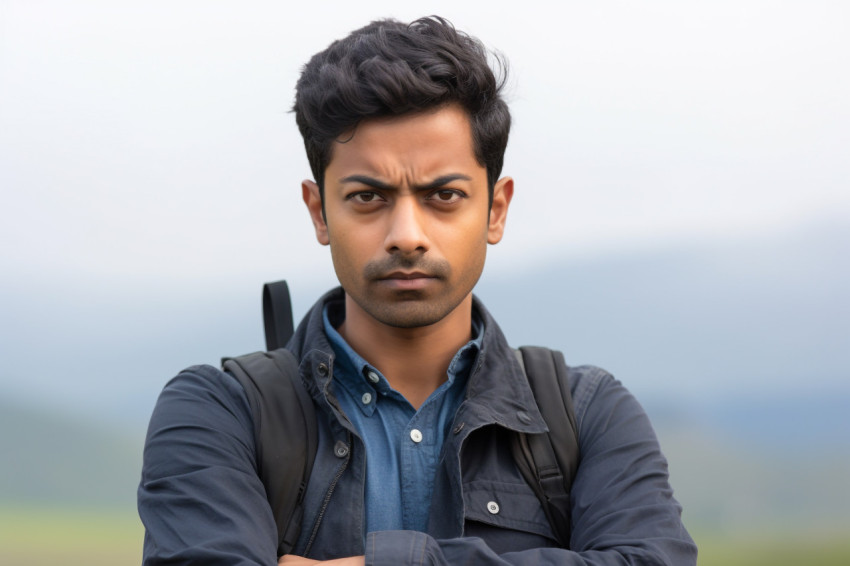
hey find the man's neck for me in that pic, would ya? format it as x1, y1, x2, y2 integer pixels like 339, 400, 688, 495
338, 294, 474, 410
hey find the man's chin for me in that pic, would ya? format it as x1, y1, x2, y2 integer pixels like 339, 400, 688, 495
354, 295, 454, 329
369, 305, 447, 329
344, 284, 472, 329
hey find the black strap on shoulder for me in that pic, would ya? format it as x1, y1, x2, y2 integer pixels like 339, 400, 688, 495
263, 280, 295, 351
512, 346, 580, 548
222, 349, 317, 556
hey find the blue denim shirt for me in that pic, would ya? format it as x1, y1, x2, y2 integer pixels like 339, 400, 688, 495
322, 301, 482, 533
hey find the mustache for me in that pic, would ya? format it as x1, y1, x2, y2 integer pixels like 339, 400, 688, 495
363, 256, 451, 280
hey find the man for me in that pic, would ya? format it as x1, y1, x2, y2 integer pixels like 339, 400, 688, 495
139, 16, 697, 565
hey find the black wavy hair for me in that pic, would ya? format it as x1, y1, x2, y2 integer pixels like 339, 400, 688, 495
293, 16, 511, 203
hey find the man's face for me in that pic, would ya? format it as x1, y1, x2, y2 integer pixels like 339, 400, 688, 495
303, 104, 512, 329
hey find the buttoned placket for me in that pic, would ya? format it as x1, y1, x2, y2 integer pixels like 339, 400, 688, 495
320, 299, 484, 533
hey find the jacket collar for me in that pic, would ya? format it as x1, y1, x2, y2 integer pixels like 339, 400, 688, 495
287, 287, 548, 435
463, 294, 549, 434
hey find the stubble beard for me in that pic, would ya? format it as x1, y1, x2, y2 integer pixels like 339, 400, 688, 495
352, 289, 464, 329
346, 254, 481, 329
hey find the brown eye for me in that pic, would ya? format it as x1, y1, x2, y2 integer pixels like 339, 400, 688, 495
350, 191, 381, 203
428, 189, 464, 204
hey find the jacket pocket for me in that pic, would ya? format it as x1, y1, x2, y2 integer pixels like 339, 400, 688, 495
463, 479, 558, 551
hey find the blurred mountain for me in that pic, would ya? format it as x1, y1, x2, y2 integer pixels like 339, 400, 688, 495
476, 219, 849, 399
0, 400, 143, 507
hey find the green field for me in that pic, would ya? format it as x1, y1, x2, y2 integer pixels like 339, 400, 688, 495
694, 530, 850, 566
0, 508, 144, 566
0, 507, 143, 565
1, 508, 848, 565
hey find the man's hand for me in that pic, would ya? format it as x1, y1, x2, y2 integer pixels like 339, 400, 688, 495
278, 554, 365, 566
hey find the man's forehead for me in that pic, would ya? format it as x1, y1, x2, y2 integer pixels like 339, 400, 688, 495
323, 105, 482, 177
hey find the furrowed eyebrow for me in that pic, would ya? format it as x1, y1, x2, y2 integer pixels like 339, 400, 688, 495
337, 174, 472, 192
415, 174, 472, 192
338, 175, 395, 191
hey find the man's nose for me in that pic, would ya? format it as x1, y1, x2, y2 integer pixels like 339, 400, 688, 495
384, 197, 429, 255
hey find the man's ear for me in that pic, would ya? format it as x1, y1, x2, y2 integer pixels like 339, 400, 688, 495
302, 180, 330, 245
487, 176, 514, 244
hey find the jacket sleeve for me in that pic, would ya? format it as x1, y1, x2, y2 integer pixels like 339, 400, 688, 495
138, 365, 279, 566
364, 369, 697, 566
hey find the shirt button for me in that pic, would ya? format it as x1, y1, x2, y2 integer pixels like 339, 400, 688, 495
361, 392, 372, 405
367, 371, 380, 384
487, 501, 500, 514
410, 429, 423, 443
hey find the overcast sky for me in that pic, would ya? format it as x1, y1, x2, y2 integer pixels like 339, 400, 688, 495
1, 1, 848, 420
2, 0, 848, 289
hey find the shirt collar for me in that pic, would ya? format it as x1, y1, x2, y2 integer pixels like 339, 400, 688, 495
322, 298, 483, 406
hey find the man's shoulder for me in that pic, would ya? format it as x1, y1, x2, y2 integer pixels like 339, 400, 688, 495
512, 344, 615, 421
163, 363, 246, 398
563, 363, 615, 421
558, 361, 657, 452
516, 346, 635, 434
147, 364, 253, 436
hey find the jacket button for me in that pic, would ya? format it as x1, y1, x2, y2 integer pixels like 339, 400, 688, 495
410, 429, 423, 443
317, 363, 329, 377
453, 422, 465, 434
333, 441, 349, 458
487, 501, 500, 514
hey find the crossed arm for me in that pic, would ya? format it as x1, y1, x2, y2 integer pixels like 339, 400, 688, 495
279, 556, 364, 566
139, 365, 696, 565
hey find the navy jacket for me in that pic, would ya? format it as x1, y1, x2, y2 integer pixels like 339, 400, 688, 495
139, 288, 697, 565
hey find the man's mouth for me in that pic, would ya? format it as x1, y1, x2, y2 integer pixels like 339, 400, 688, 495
381, 271, 432, 280
377, 271, 437, 290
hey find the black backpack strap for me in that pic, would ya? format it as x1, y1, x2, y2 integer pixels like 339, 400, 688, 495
222, 348, 317, 556
263, 280, 295, 351
511, 346, 579, 548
